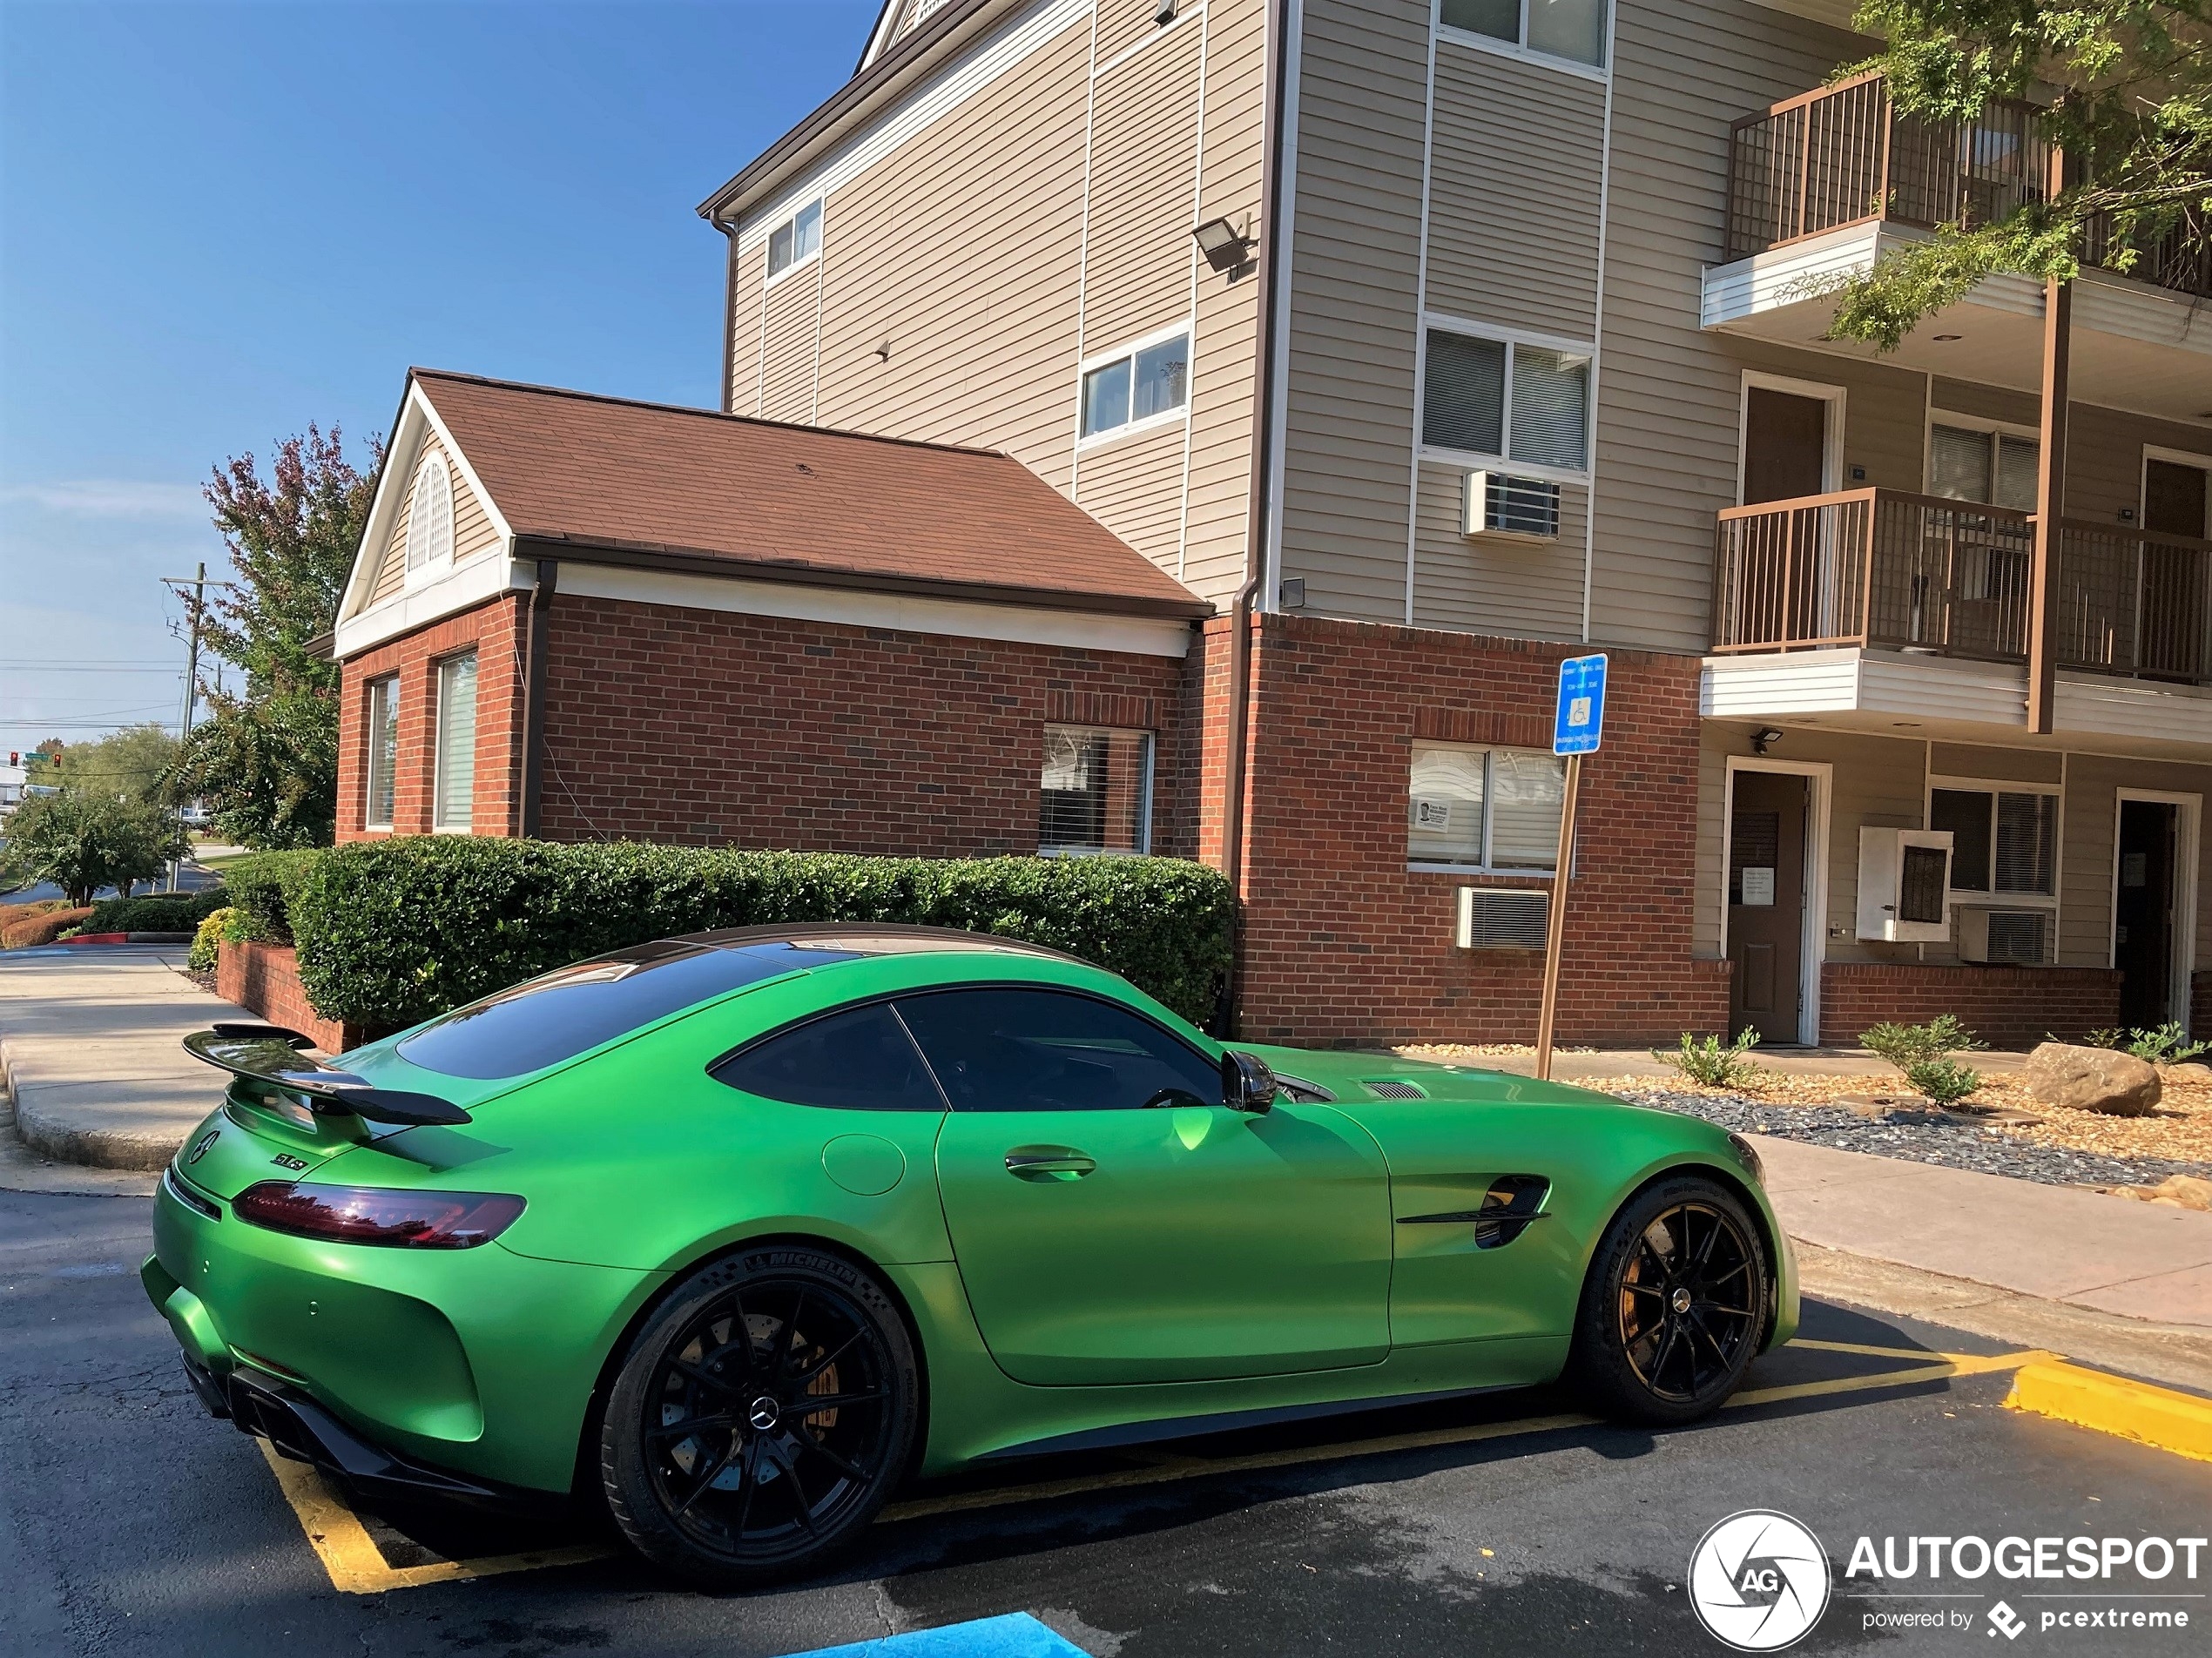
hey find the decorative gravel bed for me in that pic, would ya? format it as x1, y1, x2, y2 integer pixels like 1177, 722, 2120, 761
1605, 1082, 2212, 1190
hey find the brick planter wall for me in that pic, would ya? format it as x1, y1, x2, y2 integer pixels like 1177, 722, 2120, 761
1229, 613, 1730, 1047
1818, 962, 2122, 1050
217, 940, 361, 1055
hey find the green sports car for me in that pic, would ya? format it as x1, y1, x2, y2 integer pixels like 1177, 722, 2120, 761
145, 924, 1797, 1587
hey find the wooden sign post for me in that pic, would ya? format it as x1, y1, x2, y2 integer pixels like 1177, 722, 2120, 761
1536, 654, 1606, 1082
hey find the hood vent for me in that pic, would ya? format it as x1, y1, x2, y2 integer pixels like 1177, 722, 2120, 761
1363, 1080, 1428, 1100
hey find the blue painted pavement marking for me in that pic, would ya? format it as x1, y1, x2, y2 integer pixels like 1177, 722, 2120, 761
774, 1611, 1092, 1658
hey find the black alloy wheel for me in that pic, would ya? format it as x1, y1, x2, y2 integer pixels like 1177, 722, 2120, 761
601, 1246, 918, 1588
1568, 1175, 1769, 1426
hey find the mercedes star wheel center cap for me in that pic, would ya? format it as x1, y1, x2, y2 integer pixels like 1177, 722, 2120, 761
1671, 1287, 1695, 1314
748, 1397, 782, 1432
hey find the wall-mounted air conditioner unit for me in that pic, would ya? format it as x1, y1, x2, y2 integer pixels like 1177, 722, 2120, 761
1856, 827, 1953, 942
1463, 471, 1560, 541
1957, 907, 2050, 965
1457, 886, 1549, 949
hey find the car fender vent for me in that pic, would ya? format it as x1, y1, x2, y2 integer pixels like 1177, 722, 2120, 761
1362, 1080, 1428, 1100
1475, 1175, 1550, 1249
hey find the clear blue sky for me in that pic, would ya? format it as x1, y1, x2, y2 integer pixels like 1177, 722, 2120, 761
0, 0, 875, 763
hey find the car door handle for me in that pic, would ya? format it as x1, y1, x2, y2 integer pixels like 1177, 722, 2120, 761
1003, 1147, 1096, 1181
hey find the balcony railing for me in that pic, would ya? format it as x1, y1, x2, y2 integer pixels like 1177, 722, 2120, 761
1713, 489, 2212, 686
1725, 75, 2212, 300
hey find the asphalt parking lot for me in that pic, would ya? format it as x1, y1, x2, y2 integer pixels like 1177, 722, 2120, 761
4, 1185, 2206, 1658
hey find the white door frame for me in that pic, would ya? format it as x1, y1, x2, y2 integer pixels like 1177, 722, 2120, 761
1722, 755, 1833, 1047
1737, 370, 1847, 505
2111, 787, 2201, 1032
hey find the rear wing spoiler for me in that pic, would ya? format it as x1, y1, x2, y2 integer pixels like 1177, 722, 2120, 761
183, 1028, 471, 1127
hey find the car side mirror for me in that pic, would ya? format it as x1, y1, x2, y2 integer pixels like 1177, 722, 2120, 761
1221, 1050, 1277, 1115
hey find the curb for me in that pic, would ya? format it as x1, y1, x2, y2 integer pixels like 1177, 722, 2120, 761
2004, 1359, 2212, 1463
0, 1033, 182, 1173
59, 933, 195, 946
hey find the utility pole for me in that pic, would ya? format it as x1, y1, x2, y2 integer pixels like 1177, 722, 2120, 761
161, 563, 208, 893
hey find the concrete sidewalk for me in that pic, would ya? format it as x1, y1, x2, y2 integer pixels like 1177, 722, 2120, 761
0, 944, 249, 1172
1754, 1134, 2212, 1327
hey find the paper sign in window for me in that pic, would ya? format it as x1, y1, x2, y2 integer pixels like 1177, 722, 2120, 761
1739, 867, 1776, 907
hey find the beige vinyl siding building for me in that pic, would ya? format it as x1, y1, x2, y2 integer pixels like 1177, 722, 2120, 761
697, 0, 2212, 1045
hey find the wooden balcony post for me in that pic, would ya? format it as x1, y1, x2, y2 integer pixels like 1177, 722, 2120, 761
2027, 145, 2071, 733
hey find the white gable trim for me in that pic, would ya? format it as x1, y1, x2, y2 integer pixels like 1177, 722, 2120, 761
337, 380, 516, 628
334, 554, 534, 660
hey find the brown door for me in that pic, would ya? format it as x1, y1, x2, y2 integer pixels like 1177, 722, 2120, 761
2142, 460, 2210, 679
2116, 799, 2178, 1031
1729, 771, 1809, 1044
1742, 388, 1830, 505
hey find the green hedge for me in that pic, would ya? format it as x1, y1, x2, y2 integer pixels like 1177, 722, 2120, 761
224, 851, 324, 944
287, 838, 1236, 1034
83, 888, 229, 934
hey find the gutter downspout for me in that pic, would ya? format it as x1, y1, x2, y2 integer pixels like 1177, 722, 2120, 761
713, 219, 741, 415
1220, 0, 1294, 1029
518, 559, 557, 838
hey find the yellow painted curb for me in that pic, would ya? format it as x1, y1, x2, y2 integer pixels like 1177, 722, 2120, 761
2004, 1360, 2212, 1464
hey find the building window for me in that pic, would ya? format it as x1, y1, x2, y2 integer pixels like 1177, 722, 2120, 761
1422, 329, 1590, 472
1440, 0, 1608, 67
1930, 422, 2039, 511
403, 454, 455, 575
767, 199, 822, 280
1929, 784, 2057, 898
1408, 742, 1566, 871
434, 652, 478, 833
1080, 331, 1190, 441
365, 675, 400, 830
1039, 725, 1152, 855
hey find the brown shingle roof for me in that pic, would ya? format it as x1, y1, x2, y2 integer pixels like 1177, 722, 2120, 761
413, 369, 1208, 621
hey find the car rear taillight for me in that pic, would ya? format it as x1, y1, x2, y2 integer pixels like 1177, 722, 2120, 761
232, 1183, 525, 1249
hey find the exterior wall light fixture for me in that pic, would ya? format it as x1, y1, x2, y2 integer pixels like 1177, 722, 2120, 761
1192, 214, 1257, 273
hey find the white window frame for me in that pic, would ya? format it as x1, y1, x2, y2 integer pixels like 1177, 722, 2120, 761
402, 452, 455, 581
363, 673, 400, 832
1076, 320, 1194, 451
431, 650, 479, 836
1436, 0, 1611, 83
1738, 370, 1847, 504
1416, 313, 1595, 484
1406, 741, 1570, 876
764, 199, 823, 287
2110, 787, 2201, 1029
1037, 724, 1156, 857
1719, 755, 1833, 1048
1925, 773, 2062, 911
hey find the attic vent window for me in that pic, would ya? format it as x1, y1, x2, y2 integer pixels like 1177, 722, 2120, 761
404, 454, 455, 575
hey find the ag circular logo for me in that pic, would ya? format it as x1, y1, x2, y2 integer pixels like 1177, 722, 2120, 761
1687, 1509, 1831, 1652
186, 1129, 219, 1166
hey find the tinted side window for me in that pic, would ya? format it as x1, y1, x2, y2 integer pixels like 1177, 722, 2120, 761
895, 988, 1222, 1112
711, 1002, 944, 1111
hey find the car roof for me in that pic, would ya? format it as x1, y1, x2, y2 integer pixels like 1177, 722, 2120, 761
669, 922, 1088, 968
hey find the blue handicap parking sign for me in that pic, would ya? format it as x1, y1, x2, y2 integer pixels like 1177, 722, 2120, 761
1553, 654, 1607, 755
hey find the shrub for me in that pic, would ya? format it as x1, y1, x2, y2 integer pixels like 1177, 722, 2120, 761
1862, 1015, 1985, 1104
225, 850, 326, 944
2082, 1022, 2209, 1065
1, 907, 96, 950
1659, 1028, 1763, 1088
83, 888, 230, 935
287, 837, 1238, 1033
189, 907, 235, 974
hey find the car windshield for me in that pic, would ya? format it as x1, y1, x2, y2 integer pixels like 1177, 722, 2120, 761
397, 940, 854, 1079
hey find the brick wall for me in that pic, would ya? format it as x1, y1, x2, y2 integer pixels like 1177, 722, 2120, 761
335, 596, 528, 842
1229, 613, 1730, 1046
533, 595, 1199, 857
217, 940, 361, 1054
1818, 962, 2121, 1050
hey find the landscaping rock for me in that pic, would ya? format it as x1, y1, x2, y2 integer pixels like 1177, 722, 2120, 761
2160, 1062, 2212, 1088
2119, 1174, 2212, 1211
2023, 1042, 2162, 1117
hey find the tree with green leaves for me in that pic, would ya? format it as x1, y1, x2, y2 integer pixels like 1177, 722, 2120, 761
1824, 0, 2210, 349
45, 724, 180, 806
171, 425, 381, 848
0, 791, 185, 905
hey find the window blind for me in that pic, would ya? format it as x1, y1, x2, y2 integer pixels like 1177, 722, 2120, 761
435, 653, 478, 832
1507, 347, 1588, 470
1422, 331, 1505, 455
